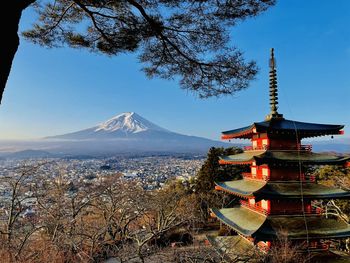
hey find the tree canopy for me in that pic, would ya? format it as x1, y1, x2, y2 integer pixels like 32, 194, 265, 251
194, 146, 245, 221
1, 0, 275, 104
195, 146, 244, 194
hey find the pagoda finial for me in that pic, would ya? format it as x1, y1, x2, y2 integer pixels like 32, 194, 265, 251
266, 48, 283, 120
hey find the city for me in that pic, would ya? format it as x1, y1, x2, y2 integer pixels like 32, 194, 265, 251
0, 155, 204, 203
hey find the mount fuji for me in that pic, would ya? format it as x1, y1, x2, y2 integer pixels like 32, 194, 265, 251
47, 112, 170, 140
44, 112, 231, 154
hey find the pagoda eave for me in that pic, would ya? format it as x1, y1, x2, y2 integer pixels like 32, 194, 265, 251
211, 207, 265, 237
255, 159, 350, 166
257, 182, 350, 200
255, 232, 350, 242
256, 215, 350, 241
215, 180, 265, 198
221, 120, 344, 141
221, 125, 255, 140
219, 160, 253, 165
219, 150, 265, 165
215, 180, 350, 200
256, 151, 349, 166
255, 193, 350, 201
212, 207, 350, 242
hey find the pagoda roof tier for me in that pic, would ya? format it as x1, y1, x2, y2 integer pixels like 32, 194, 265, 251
215, 180, 266, 198
219, 150, 350, 165
215, 180, 350, 200
219, 150, 265, 165
211, 207, 266, 236
221, 119, 344, 140
206, 235, 255, 256
212, 207, 350, 241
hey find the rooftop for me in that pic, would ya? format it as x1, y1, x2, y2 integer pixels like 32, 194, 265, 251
211, 206, 350, 241
215, 180, 350, 200
219, 150, 350, 165
222, 119, 344, 140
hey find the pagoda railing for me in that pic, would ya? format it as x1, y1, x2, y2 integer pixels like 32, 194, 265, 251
243, 144, 312, 152
240, 200, 269, 215
269, 209, 319, 216
242, 172, 313, 182
297, 144, 312, 152
243, 145, 268, 151
300, 174, 316, 182
242, 172, 270, 181
308, 175, 316, 182
240, 201, 321, 215
242, 172, 254, 179
300, 241, 329, 251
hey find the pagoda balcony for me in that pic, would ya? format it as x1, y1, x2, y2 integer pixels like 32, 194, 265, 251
299, 241, 330, 251
307, 175, 316, 182
243, 144, 312, 152
242, 172, 314, 183
240, 200, 269, 216
297, 144, 313, 152
299, 174, 316, 182
243, 145, 268, 151
270, 144, 312, 152
313, 243, 329, 251
269, 209, 319, 216
242, 172, 270, 181
240, 201, 321, 216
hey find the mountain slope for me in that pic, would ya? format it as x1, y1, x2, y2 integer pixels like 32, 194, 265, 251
45, 112, 232, 154
95, 112, 168, 133
48, 112, 170, 140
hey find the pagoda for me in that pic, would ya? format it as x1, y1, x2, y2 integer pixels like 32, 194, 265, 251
211, 48, 350, 253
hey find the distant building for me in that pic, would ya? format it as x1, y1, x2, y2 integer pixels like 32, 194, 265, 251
211, 49, 350, 255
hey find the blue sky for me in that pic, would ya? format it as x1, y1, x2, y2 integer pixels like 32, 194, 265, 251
0, 0, 349, 141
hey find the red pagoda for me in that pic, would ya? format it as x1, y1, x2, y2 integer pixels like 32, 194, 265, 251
211, 48, 350, 253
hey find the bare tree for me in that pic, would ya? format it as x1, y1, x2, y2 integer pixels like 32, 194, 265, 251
0, 162, 46, 261
123, 182, 197, 262
312, 200, 349, 222
84, 175, 148, 261
1, 164, 311, 263
32, 164, 103, 262
265, 233, 308, 263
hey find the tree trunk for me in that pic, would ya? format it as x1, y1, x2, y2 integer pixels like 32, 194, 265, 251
0, 1, 35, 104
137, 246, 145, 263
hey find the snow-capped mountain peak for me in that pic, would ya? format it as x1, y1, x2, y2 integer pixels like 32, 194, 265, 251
43, 112, 230, 153
94, 112, 167, 134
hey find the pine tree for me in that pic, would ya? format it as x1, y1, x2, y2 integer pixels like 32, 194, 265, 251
0, 0, 275, 103
194, 146, 245, 222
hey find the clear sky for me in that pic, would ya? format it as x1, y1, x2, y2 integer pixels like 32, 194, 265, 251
0, 0, 349, 141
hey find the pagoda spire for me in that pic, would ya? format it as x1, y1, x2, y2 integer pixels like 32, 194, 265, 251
266, 48, 283, 120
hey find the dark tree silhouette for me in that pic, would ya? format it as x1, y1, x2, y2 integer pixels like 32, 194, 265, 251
1, 1, 35, 103
194, 146, 245, 221
1, 0, 275, 103
195, 147, 243, 194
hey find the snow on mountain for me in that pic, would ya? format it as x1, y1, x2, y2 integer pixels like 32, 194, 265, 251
44, 112, 232, 154
46, 112, 172, 140
94, 112, 168, 134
